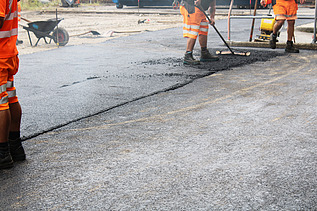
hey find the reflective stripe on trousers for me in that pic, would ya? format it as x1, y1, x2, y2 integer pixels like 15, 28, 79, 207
6, 81, 16, 98
0, 96, 9, 104
0, 83, 7, 93
0, 84, 8, 104
0, 81, 16, 105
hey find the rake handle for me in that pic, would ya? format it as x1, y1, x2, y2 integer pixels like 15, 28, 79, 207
249, 0, 258, 42
195, 5, 235, 55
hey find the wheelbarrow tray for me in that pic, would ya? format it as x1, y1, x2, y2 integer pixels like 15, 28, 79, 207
22, 18, 69, 46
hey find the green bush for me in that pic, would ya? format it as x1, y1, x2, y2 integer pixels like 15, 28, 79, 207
20, 0, 60, 10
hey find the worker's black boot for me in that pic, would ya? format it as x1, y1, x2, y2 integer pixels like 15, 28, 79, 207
184, 52, 200, 65
0, 142, 14, 169
9, 138, 26, 162
270, 33, 277, 49
285, 40, 299, 53
200, 48, 219, 62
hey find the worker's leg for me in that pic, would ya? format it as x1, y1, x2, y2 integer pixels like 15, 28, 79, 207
184, 37, 200, 65
273, 19, 285, 35
270, 19, 284, 49
271, 0, 298, 52
0, 109, 11, 143
5, 56, 21, 133
287, 20, 295, 41
271, 0, 287, 49
186, 37, 197, 52
285, 20, 299, 53
198, 34, 219, 62
198, 34, 207, 48
8, 101, 25, 162
0, 66, 11, 144
6, 56, 25, 161
9, 102, 21, 132
197, 17, 219, 62
284, 0, 299, 53
0, 109, 13, 169
181, 6, 200, 65
0, 64, 14, 169
285, 0, 298, 42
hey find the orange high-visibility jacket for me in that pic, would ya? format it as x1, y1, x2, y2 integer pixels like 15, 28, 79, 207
0, 0, 19, 58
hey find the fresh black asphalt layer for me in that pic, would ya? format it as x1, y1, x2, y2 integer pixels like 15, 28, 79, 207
17, 19, 284, 140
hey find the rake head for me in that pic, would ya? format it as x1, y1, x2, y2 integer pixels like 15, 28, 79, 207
216, 50, 251, 56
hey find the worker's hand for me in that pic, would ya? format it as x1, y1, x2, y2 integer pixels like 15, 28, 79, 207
209, 17, 215, 25
194, 0, 201, 6
299, 0, 305, 4
260, 0, 267, 7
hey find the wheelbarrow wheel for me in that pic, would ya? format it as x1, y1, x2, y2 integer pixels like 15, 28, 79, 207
53, 27, 69, 46
116, 3, 123, 8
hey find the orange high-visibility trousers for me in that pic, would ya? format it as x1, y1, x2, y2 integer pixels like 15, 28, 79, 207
0, 56, 19, 111
273, 0, 298, 20
180, 6, 209, 40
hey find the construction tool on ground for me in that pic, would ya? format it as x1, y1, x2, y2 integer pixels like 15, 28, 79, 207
106, 30, 151, 37
70, 30, 101, 37
195, 5, 251, 56
138, 19, 150, 24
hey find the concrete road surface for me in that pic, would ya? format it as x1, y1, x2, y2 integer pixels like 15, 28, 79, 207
1, 15, 316, 210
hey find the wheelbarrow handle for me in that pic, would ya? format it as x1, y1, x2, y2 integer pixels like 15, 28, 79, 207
21, 17, 32, 23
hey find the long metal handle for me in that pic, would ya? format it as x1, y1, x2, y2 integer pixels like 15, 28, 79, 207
249, 0, 258, 42
313, 0, 316, 43
195, 5, 235, 54
56, 9, 59, 47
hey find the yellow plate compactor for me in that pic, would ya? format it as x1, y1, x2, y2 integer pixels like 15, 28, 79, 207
255, 18, 279, 42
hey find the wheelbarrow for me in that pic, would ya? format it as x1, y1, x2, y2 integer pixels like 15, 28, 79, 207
22, 18, 69, 47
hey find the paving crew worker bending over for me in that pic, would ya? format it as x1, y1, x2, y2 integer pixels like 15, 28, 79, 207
180, 0, 219, 65
261, 0, 306, 53
0, 0, 25, 169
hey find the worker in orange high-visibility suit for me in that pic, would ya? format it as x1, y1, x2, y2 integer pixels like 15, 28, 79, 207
180, 0, 219, 65
261, 0, 306, 53
0, 0, 25, 169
